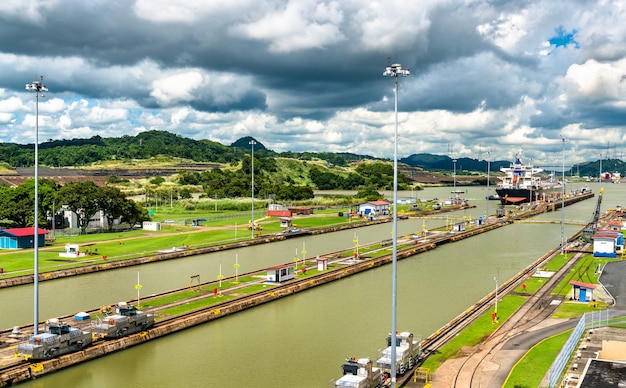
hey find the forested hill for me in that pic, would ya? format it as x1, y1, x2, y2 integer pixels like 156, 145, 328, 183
399, 153, 507, 172
0, 130, 238, 167
0, 130, 378, 169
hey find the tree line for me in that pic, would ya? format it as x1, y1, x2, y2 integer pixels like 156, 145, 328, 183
0, 180, 147, 234
178, 155, 315, 201
176, 157, 406, 201
0, 130, 372, 169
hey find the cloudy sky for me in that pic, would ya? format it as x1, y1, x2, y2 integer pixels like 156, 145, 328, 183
1, 0, 626, 167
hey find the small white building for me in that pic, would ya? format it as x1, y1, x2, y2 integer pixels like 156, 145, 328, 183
358, 200, 390, 216
569, 280, 596, 302
142, 221, 161, 231
59, 243, 86, 258
592, 230, 623, 258
609, 219, 624, 231
266, 263, 295, 283
60, 208, 121, 230
316, 256, 328, 271
452, 222, 466, 233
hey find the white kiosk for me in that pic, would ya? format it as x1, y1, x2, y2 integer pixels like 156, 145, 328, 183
316, 256, 328, 271
266, 264, 295, 283
59, 243, 86, 258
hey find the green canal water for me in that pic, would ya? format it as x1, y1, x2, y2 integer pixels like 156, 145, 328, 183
10, 182, 619, 387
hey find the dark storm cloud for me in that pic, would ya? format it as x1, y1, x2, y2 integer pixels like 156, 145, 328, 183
1, 0, 625, 165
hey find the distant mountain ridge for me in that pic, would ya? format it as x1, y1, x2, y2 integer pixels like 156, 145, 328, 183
0, 129, 622, 177
399, 153, 510, 172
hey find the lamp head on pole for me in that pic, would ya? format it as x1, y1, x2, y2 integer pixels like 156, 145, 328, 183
383, 64, 410, 77
383, 58, 410, 77
26, 76, 48, 96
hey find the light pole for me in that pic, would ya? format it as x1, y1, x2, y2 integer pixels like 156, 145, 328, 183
494, 276, 498, 319
383, 60, 410, 387
453, 158, 457, 203
26, 76, 48, 335
599, 153, 603, 182
486, 150, 491, 223
561, 137, 566, 254
250, 139, 256, 239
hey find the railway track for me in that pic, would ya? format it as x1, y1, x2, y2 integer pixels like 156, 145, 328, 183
408, 209, 613, 387
418, 244, 563, 358
451, 246, 587, 387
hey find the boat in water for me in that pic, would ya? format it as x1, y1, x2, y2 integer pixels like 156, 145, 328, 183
495, 158, 561, 205
600, 172, 621, 183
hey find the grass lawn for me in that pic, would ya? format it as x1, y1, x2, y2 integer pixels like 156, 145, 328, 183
552, 301, 609, 319
160, 294, 238, 315
420, 294, 527, 372
0, 230, 248, 275
139, 290, 201, 309
513, 277, 548, 294
541, 252, 570, 272
137, 276, 277, 317
0, 198, 448, 278
503, 329, 572, 388
552, 254, 610, 297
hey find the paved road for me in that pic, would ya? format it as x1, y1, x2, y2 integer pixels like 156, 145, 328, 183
599, 260, 626, 310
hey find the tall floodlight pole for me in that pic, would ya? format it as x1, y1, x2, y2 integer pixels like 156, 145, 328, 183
250, 139, 256, 239
383, 60, 410, 387
453, 158, 457, 202
486, 150, 491, 223
561, 137, 567, 254
599, 153, 603, 182
26, 76, 48, 335
494, 276, 498, 318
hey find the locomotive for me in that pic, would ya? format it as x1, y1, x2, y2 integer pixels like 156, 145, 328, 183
335, 357, 382, 388
375, 331, 422, 376
93, 302, 154, 339
17, 319, 93, 360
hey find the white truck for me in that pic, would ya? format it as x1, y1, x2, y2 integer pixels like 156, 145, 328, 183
375, 332, 422, 376
335, 357, 383, 388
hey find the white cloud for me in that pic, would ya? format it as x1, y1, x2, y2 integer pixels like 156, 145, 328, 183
0, 112, 14, 123
133, 0, 256, 23
150, 71, 205, 106
0, 96, 26, 112
352, 0, 437, 51
563, 59, 626, 104
229, 0, 346, 52
477, 10, 531, 53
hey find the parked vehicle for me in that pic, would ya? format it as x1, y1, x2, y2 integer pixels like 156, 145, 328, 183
94, 302, 154, 339
375, 332, 422, 376
335, 357, 382, 388
17, 319, 92, 360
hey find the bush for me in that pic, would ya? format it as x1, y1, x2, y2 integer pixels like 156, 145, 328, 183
150, 176, 165, 185
107, 175, 130, 184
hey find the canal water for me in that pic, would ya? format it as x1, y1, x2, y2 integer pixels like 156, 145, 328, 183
9, 182, 620, 387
